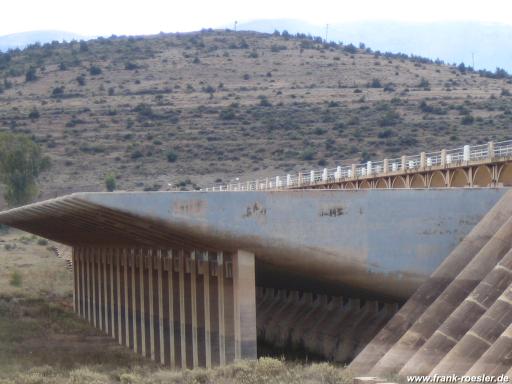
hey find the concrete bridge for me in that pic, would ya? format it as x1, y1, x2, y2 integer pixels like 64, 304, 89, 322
1, 144, 512, 377
204, 139, 512, 191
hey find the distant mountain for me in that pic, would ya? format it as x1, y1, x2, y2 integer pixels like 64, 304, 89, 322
238, 19, 512, 72
0, 30, 89, 52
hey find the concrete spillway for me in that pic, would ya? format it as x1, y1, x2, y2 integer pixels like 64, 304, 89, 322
0, 189, 511, 373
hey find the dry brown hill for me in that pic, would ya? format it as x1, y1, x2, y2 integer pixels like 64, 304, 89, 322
0, 29, 511, 201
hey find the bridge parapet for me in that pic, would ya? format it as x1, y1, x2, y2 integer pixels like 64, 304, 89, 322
203, 139, 512, 191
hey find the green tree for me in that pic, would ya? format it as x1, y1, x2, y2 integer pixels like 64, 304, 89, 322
105, 173, 117, 192
0, 133, 50, 207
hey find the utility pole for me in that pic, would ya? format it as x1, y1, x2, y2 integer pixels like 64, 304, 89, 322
325, 24, 329, 43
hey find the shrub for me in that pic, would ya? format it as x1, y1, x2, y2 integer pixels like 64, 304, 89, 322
51, 86, 65, 97
258, 95, 272, 107
37, 238, 48, 246
301, 149, 315, 161
9, 270, 22, 287
124, 62, 139, 70
28, 108, 40, 120
501, 88, 511, 97
378, 110, 400, 127
461, 115, 475, 125
89, 65, 102, 76
166, 150, 178, 162
219, 108, 236, 120
105, 174, 116, 192
76, 75, 86, 86
25, 67, 37, 82
369, 78, 382, 88
344, 44, 357, 54
68, 368, 109, 384
418, 78, 430, 89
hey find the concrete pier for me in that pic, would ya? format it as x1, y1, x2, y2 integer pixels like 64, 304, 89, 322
74, 247, 256, 368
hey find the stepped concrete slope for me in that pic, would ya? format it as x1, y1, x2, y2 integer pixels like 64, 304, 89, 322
351, 190, 512, 377
0, 188, 510, 369
350, 189, 512, 374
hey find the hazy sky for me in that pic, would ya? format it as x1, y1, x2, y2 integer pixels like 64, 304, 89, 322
1, 0, 512, 36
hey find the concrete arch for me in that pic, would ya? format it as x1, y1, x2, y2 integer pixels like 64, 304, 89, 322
498, 163, 512, 186
450, 169, 469, 187
473, 165, 493, 187
429, 171, 446, 188
344, 182, 356, 190
410, 174, 427, 188
360, 180, 371, 189
391, 176, 406, 189
375, 178, 388, 189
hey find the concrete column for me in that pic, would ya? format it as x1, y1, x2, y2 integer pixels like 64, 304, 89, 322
217, 252, 226, 366
109, 249, 116, 340
124, 250, 130, 348
97, 249, 103, 331
148, 250, 156, 361
157, 250, 165, 365
81, 248, 86, 319
102, 249, 108, 336
232, 250, 257, 360
72, 248, 77, 313
420, 152, 426, 170
203, 253, 212, 368
116, 249, 122, 345
351, 164, 356, 179
166, 250, 175, 368
131, 251, 138, 353
172, 251, 183, 368
86, 248, 92, 324
383, 159, 388, 175
401, 156, 407, 172
139, 249, 146, 357
178, 250, 187, 369
190, 251, 199, 368
75, 248, 81, 317
93, 249, 98, 327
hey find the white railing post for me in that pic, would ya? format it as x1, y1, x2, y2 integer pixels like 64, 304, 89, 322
265, 178, 269, 190
366, 161, 372, 176
286, 174, 291, 187
351, 164, 356, 179
298, 172, 303, 187
463, 145, 471, 162
310, 170, 315, 184
420, 152, 426, 170
275, 176, 280, 189
322, 168, 328, 182
335, 166, 342, 181
441, 149, 447, 167
383, 159, 389, 174
488, 141, 495, 160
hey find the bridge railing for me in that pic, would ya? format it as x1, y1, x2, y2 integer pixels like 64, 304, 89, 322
201, 139, 512, 191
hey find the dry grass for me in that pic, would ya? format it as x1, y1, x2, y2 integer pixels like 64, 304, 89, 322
0, 228, 355, 383
0, 30, 511, 205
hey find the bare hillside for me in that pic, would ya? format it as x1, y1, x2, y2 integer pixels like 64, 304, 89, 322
0, 30, 511, 201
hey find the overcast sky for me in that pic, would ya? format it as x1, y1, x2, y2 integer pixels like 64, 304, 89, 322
1, 0, 512, 36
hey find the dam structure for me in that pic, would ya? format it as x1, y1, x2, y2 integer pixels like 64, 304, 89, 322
1, 141, 512, 376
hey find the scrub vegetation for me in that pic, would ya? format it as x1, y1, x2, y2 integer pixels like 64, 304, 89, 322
0, 30, 511, 203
